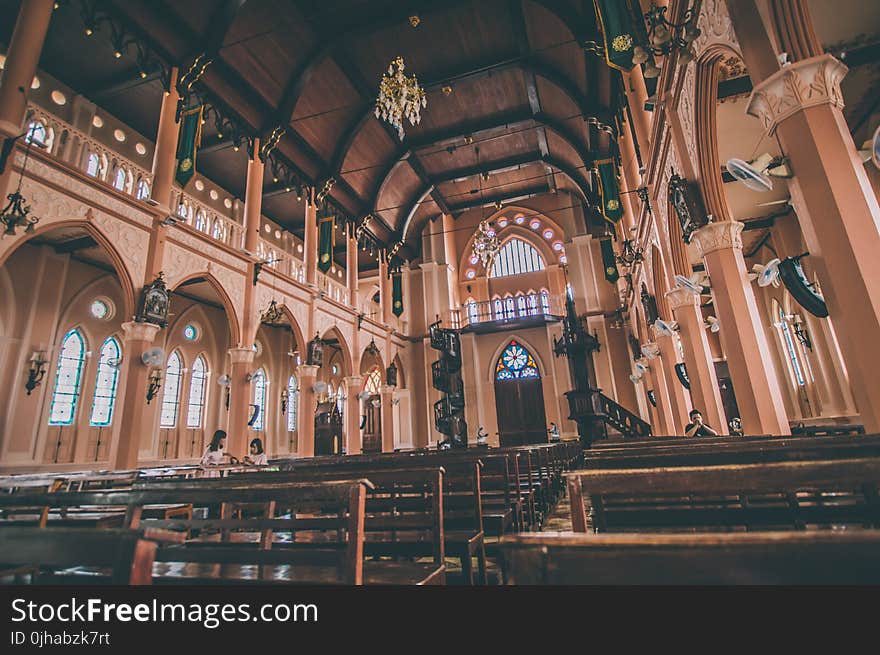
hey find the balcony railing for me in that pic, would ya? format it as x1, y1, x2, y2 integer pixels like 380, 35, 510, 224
444, 293, 565, 331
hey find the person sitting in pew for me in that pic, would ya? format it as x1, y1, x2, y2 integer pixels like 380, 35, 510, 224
243, 438, 268, 466
200, 430, 239, 466
685, 409, 718, 438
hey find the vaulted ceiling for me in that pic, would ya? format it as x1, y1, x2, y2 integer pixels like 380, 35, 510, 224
1, 0, 614, 270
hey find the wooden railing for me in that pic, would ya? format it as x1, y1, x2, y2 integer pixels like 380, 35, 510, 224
565, 389, 652, 440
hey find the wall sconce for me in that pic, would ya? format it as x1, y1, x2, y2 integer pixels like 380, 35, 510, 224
25, 350, 48, 395
280, 388, 288, 413
789, 314, 813, 351
218, 374, 231, 410
146, 367, 162, 404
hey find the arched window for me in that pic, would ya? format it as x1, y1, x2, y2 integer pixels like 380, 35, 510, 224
540, 290, 550, 314
186, 355, 208, 428
466, 299, 480, 325
113, 167, 126, 191
516, 294, 528, 316
364, 367, 382, 395
504, 297, 516, 319
159, 352, 183, 427
490, 238, 545, 278
327, 382, 336, 399
778, 307, 806, 387
336, 389, 345, 416
195, 210, 207, 232
48, 329, 87, 425
493, 298, 504, 321
89, 336, 121, 426
252, 368, 267, 431
287, 375, 298, 432
527, 293, 539, 316
86, 153, 100, 177
25, 121, 47, 147
211, 219, 224, 241
495, 340, 540, 380
136, 179, 150, 201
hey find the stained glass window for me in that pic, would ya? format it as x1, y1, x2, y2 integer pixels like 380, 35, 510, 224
466, 300, 480, 325
252, 368, 267, 431
504, 297, 515, 319
113, 168, 126, 191
365, 367, 382, 395
516, 294, 528, 316
495, 340, 540, 380
490, 238, 545, 278
159, 351, 183, 427
778, 307, 805, 386
136, 179, 150, 200
186, 355, 208, 428
540, 290, 550, 314
493, 298, 504, 321
48, 329, 87, 425
89, 336, 121, 426
527, 293, 539, 316
211, 219, 224, 240
195, 210, 207, 232
86, 153, 100, 177
287, 375, 299, 431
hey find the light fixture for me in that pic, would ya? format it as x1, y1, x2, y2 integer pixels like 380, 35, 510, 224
25, 350, 48, 395
616, 239, 644, 268
280, 388, 288, 413
375, 56, 427, 140
146, 368, 162, 404
789, 314, 813, 351
409, 15, 420, 28
472, 219, 500, 268
1, 124, 43, 236
632, 1, 700, 76
442, 85, 453, 96
261, 298, 284, 324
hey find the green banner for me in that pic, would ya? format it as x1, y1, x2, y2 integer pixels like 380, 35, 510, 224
318, 211, 334, 273
175, 105, 203, 189
392, 269, 403, 317
596, 158, 624, 224
594, 0, 640, 71
600, 238, 620, 284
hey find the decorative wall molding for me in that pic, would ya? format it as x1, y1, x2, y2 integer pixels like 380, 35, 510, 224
690, 221, 745, 257
665, 287, 700, 311
693, 0, 742, 61
746, 54, 848, 135
228, 347, 255, 365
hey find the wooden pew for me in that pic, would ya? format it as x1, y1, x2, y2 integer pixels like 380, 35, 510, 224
499, 531, 880, 584
567, 457, 880, 533
0, 528, 156, 585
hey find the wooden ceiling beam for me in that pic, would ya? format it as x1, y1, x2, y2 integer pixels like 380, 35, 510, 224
446, 183, 552, 214
86, 67, 163, 101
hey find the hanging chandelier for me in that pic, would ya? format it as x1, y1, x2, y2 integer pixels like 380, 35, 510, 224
633, 1, 701, 76
472, 219, 500, 267
1, 125, 42, 236
375, 56, 427, 140
261, 298, 284, 324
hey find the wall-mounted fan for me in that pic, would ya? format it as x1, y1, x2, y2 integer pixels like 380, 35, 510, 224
748, 258, 781, 287
726, 153, 792, 192
357, 390, 371, 401
641, 342, 660, 360
778, 253, 828, 318
141, 347, 164, 367
675, 273, 703, 296
217, 374, 231, 387
857, 125, 880, 168
634, 360, 648, 374
654, 318, 679, 337
704, 316, 720, 333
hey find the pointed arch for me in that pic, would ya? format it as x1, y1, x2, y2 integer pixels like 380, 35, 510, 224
321, 326, 353, 377
89, 335, 122, 427
251, 367, 268, 431
495, 339, 541, 380
48, 328, 88, 426
159, 350, 184, 428
186, 354, 209, 428
487, 333, 547, 383
169, 272, 242, 346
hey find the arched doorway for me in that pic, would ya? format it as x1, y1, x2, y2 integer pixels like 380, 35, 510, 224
494, 340, 547, 446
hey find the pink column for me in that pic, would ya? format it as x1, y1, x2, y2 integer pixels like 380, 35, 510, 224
148, 68, 181, 215
691, 222, 790, 435
666, 288, 728, 433
380, 384, 395, 452
379, 256, 392, 326
303, 193, 318, 287
346, 225, 359, 309
226, 347, 255, 460
623, 66, 652, 152
241, 142, 264, 346
112, 322, 161, 469
296, 364, 319, 457
642, 346, 677, 435
343, 375, 363, 454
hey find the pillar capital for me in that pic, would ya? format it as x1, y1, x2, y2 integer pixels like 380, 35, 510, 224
343, 375, 363, 387
296, 364, 320, 379
665, 288, 700, 311
380, 384, 396, 395
747, 54, 847, 136
227, 347, 255, 365
120, 321, 161, 343
690, 221, 744, 258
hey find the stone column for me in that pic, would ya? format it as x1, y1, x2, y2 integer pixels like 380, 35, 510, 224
346, 224, 359, 309
0, 0, 54, 138
623, 65, 652, 153
303, 192, 318, 287
691, 222, 790, 435
226, 347, 255, 459
642, 345, 676, 435
343, 375, 363, 454
241, 142, 263, 346
148, 68, 180, 215
379, 256, 392, 326
0, 0, 55, 201
380, 384, 395, 452
112, 322, 161, 469
296, 364, 319, 457
666, 288, 728, 433
655, 330, 692, 435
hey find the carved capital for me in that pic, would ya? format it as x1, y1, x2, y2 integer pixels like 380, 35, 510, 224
296, 364, 320, 379
228, 347, 255, 365
343, 375, 363, 389
690, 221, 744, 258
121, 321, 161, 343
380, 384, 396, 395
747, 54, 847, 135
665, 288, 700, 311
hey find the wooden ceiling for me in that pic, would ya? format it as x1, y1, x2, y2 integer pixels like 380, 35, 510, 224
1, 0, 611, 269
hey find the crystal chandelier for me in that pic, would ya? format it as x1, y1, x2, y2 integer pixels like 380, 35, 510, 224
472, 220, 500, 267
375, 57, 427, 140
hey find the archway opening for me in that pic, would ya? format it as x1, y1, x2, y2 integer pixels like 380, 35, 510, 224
493, 339, 547, 446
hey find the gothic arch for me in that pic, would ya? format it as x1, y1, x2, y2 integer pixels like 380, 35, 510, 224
169, 272, 242, 346
486, 333, 547, 383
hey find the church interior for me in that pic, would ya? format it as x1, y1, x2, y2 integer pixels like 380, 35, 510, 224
0, 0, 879, 586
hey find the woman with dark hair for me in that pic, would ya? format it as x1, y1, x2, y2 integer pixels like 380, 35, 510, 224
200, 430, 239, 466
243, 437, 268, 466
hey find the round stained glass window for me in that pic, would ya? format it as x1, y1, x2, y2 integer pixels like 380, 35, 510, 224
183, 324, 199, 341
90, 299, 109, 320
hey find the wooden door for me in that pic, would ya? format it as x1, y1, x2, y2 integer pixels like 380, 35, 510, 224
495, 378, 547, 446
362, 395, 382, 453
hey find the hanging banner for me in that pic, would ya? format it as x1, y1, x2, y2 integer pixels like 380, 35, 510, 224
596, 158, 624, 224
392, 269, 403, 317
593, 0, 640, 71
600, 238, 619, 284
317, 211, 335, 273
675, 362, 690, 389
175, 105, 203, 189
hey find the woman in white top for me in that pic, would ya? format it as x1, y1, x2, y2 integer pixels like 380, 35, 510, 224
243, 437, 268, 466
200, 430, 239, 467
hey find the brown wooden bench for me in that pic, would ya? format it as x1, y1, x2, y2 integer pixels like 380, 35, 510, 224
499, 531, 880, 584
567, 457, 880, 533
0, 527, 156, 585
